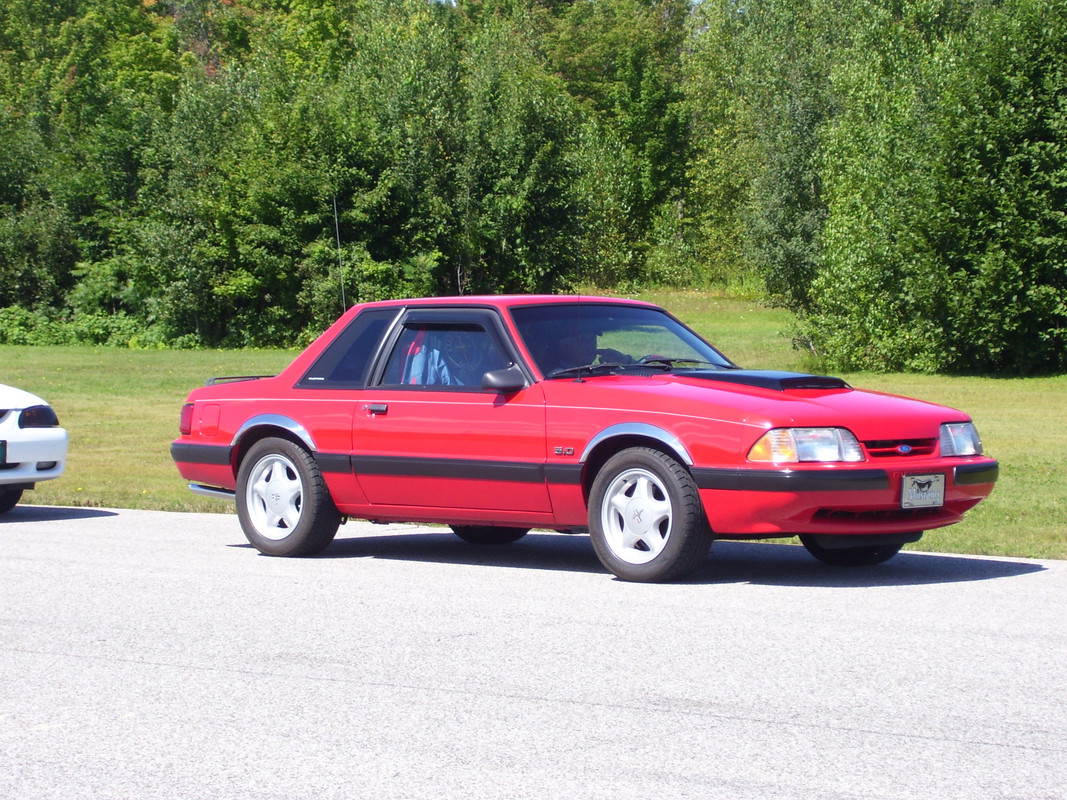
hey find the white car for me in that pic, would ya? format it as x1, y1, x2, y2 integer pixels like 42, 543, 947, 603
0, 384, 68, 513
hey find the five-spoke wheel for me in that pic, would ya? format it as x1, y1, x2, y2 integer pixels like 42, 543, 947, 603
236, 437, 340, 556
588, 447, 712, 582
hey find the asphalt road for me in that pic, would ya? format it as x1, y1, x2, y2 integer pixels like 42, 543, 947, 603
2, 506, 1065, 800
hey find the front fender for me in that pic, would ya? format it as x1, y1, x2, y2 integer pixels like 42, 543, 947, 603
579, 422, 694, 466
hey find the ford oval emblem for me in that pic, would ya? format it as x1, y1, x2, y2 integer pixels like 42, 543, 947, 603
898, 444, 913, 454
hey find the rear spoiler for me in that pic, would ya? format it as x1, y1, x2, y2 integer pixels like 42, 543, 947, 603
205, 375, 275, 386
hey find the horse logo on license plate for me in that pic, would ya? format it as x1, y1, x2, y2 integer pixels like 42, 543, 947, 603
902, 473, 945, 508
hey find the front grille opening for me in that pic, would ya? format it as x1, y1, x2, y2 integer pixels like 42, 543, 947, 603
864, 438, 938, 458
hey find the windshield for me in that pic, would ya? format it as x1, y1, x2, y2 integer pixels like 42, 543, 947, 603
510, 303, 735, 378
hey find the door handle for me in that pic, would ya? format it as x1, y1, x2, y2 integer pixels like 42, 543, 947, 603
364, 403, 388, 415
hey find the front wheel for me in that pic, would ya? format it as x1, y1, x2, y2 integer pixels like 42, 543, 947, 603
588, 447, 713, 582
0, 488, 23, 514
236, 437, 341, 556
450, 525, 529, 545
799, 534, 905, 566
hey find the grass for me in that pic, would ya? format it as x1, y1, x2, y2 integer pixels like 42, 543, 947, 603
2, 292, 1063, 560
628, 289, 809, 372
2, 347, 293, 513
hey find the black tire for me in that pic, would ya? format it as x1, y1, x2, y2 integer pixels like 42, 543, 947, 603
450, 525, 529, 545
588, 447, 713, 582
236, 437, 341, 556
0, 488, 23, 514
799, 534, 904, 567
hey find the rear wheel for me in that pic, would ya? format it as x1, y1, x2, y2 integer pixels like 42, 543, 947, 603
450, 525, 529, 545
799, 534, 906, 566
0, 488, 23, 514
236, 437, 341, 556
588, 447, 712, 582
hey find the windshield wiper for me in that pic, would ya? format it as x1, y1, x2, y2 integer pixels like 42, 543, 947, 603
548, 358, 738, 379
638, 358, 728, 370
546, 362, 627, 380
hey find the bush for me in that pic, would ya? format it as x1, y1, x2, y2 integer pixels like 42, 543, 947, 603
0, 306, 145, 347
802, 0, 1067, 375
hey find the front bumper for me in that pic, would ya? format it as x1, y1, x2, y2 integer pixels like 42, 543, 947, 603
0, 427, 69, 486
694, 459, 998, 536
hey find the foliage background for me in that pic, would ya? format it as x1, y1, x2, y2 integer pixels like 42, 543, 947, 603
1, 0, 1064, 374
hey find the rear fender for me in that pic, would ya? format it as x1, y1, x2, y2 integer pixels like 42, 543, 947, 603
231, 415, 317, 452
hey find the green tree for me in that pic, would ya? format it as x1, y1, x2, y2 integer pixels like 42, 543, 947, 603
675, 0, 757, 289
541, 0, 689, 286
0, 0, 179, 320
930, 0, 1067, 374
804, 0, 1066, 375
451, 12, 582, 294
800, 0, 957, 370
732, 0, 855, 312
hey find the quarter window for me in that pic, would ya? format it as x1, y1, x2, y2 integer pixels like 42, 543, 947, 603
298, 308, 398, 388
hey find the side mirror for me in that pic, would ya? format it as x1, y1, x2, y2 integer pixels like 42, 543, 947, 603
482, 364, 526, 394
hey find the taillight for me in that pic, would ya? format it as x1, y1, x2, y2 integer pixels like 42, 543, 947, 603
179, 403, 194, 436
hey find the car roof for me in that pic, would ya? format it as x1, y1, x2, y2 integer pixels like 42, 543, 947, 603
277, 295, 666, 382
355, 295, 659, 311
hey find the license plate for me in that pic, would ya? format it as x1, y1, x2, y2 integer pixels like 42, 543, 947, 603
902, 473, 945, 508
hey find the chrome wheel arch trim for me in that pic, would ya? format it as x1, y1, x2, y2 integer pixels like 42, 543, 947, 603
580, 423, 693, 466
231, 415, 317, 453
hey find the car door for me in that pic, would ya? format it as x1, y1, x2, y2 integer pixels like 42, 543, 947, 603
352, 308, 551, 514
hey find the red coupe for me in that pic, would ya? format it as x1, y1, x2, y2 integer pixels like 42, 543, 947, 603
172, 296, 998, 581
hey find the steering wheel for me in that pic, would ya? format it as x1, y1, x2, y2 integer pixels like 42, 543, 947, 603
443, 331, 489, 372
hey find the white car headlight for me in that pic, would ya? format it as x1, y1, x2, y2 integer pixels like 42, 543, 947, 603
940, 422, 983, 456
18, 405, 60, 428
748, 428, 864, 463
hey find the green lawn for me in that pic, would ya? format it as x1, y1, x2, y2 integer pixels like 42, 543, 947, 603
2, 346, 294, 513
3, 292, 1063, 560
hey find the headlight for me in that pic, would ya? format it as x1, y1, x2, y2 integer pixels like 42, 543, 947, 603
18, 405, 60, 428
940, 422, 983, 456
748, 428, 864, 463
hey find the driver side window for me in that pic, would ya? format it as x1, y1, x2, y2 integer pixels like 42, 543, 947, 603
382, 323, 509, 388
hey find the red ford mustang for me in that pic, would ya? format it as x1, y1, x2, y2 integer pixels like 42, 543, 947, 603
171, 296, 998, 581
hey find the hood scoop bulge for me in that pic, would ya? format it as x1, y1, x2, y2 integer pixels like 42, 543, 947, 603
685, 370, 851, 392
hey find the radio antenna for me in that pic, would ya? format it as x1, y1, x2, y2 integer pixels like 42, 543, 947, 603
333, 195, 348, 310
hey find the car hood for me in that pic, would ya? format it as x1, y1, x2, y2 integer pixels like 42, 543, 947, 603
0, 383, 48, 410
682, 370, 967, 437
546, 370, 968, 441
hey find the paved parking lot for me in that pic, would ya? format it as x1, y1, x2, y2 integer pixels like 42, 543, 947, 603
2, 506, 1065, 799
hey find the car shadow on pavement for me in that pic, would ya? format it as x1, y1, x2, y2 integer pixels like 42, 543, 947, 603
683, 540, 1046, 588
0, 504, 118, 523
305, 529, 1047, 587
316, 529, 607, 576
